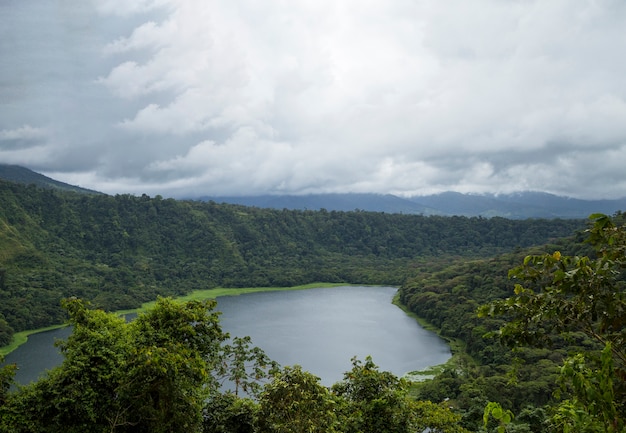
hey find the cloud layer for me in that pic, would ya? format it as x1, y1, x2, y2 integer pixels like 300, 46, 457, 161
1, 0, 626, 199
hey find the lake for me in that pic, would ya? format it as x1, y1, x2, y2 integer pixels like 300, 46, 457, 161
4, 286, 451, 386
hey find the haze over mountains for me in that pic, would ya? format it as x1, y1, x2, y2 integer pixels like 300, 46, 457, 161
199, 192, 626, 219
2, 164, 624, 219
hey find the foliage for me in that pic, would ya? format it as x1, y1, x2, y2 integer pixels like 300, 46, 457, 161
399, 251, 568, 428
203, 392, 258, 433
483, 401, 514, 433
0, 295, 480, 433
0, 356, 15, 407
479, 213, 626, 432
0, 180, 583, 344
397, 213, 626, 431
410, 400, 472, 433
332, 356, 414, 433
257, 365, 339, 433
0, 297, 227, 433
332, 356, 471, 433
397, 215, 619, 430
550, 344, 619, 433
215, 336, 280, 397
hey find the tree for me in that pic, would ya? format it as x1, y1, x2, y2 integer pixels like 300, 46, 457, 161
214, 335, 279, 397
0, 356, 15, 407
202, 392, 258, 433
257, 365, 339, 433
479, 214, 626, 432
121, 297, 227, 433
0, 297, 228, 433
332, 356, 412, 433
0, 298, 131, 433
332, 356, 470, 433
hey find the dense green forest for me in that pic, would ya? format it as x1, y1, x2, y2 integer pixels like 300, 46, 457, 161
399, 213, 626, 432
0, 211, 623, 432
0, 178, 624, 432
0, 180, 582, 345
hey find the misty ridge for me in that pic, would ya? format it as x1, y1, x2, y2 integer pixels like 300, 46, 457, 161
2, 164, 625, 220
199, 191, 626, 219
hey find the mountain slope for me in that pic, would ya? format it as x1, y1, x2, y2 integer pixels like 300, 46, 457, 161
0, 164, 101, 195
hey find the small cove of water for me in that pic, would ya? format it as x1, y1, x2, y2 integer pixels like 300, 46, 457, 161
4, 286, 451, 386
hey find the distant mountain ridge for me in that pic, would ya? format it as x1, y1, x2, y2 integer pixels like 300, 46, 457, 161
200, 192, 626, 219
198, 193, 438, 215
0, 164, 101, 195
0, 164, 623, 218
408, 191, 626, 219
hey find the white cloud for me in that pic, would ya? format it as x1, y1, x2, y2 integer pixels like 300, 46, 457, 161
92, 0, 171, 17
0, 125, 47, 141
2, 0, 626, 199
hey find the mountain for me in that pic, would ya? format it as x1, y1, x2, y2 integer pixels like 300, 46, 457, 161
197, 193, 439, 215
409, 191, 626, 219
0, 164, 101, 195
2, 165, 623, 218
200, 191, 626, 219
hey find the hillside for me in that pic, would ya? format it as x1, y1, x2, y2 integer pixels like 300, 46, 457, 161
398, 212, 626, 430
0, 164, 101, 195
0, 179, 584, 346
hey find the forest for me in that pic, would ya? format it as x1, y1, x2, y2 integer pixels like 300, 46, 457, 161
0, 180, 581, 344
0, 179, 624, 432
400, 212, 625, 431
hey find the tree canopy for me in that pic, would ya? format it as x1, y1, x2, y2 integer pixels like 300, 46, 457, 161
479, 213, 625, 432
398, 213, 626, 431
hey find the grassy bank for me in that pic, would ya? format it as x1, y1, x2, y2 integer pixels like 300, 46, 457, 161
0, 324, 69, 357
115, 282, 353, 315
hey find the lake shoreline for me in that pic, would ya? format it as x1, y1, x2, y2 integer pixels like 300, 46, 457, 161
5, 283, 451, 386
392, 292, 466, 380
0, 282, 359, 356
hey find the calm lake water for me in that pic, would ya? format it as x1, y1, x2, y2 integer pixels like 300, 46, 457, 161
4, 286, 450, 386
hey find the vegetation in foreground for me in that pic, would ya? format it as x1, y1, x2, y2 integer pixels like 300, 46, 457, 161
0, 297, 470, 433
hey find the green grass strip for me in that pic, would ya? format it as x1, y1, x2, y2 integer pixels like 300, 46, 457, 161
115, 282, 351, 315
0, 324, 68, 357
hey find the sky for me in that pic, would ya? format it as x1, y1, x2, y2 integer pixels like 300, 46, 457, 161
1, 0, 626, 199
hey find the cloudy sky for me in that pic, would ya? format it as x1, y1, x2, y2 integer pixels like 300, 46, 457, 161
1, 0, 625, 199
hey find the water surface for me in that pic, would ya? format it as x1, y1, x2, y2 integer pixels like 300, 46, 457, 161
4, 286, 450, 386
